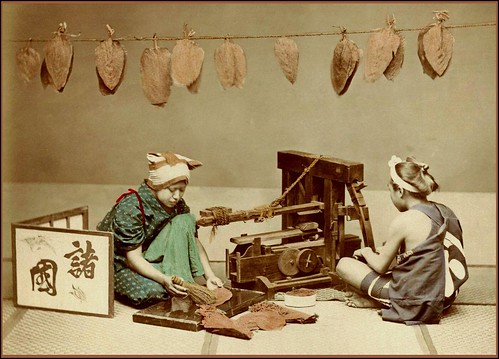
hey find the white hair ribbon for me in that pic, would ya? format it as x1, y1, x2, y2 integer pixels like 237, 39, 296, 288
388, 155, 420, 193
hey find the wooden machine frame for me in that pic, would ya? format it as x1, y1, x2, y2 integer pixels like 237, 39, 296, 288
197, 150, 375, 299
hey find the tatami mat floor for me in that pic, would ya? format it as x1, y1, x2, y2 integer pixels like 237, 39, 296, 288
2, 266, 497, 357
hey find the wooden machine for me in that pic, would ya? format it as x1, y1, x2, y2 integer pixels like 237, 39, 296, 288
197, 150, 376, 299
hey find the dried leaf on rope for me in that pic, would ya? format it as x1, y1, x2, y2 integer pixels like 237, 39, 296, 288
16, 43, 41, 83
187, 63, 203, 94
171, 27, 204, 87
364, 23, 402, 83
417, 10, 454, 79
421, 23, 454, 77
140, 45, 173, 107
95, 37, 127, 95
417, 25, 438, 79
43, 24, 74, 92
40, 60, 53, 89
274, 36, 299, 84
383, 34, 405, 81
331, 33, 362, 95
232, 42, 247, 88
214, 39, 247, 89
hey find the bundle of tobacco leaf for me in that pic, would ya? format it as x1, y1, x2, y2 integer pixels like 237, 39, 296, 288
364, 17, 404, 83
330, 32, 362, 95
41, 22, 73, 92
417, 11, 454, 79
16, 42, 41, 83
196, 300, 317, 341
383, 35, 405, 81
213, 286, 233, 307
250, 300, 318, 324
95, 27, 126, 96
197, 305, 254, 340
274, 36, 299, 84
140, 39, 173, 107
171, 26, 204, 92
214, 38, 247, 89
186, 64, 203, 94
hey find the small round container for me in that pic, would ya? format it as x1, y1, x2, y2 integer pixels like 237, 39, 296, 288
284, 291, 317, 308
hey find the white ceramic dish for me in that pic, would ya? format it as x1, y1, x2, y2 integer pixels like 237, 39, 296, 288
284, 292, 317, 307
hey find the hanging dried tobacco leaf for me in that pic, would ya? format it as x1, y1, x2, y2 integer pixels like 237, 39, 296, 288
96, 57, 127, 96
187, 63, 203, 94
140, 46, 173, 107
16, 44, 41, 83
214, 39, 247, 89
95, 37, 126, 93
43, 28, 74, 92
171, 38, 204, 87
383, 34, 405, 81
364, 27, 401, 83
422, 23, 454, 77
331, 36, 361, 95
215, 40, 236, 89
40, 59, 54, 89
417, 25, 439, 79
231, 42, 247, 89
274, 37, 299, 84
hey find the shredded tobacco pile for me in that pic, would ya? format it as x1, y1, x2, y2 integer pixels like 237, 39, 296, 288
196, 300, 318, 340
286, 288, 316, 297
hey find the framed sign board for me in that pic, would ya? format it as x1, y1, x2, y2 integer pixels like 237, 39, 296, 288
12, 206, 114, 318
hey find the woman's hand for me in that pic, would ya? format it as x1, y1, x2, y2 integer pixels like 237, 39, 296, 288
162, 275, 188, 296
353, 247, 372, 258
205, 276, 224, 291
353, 247, 375, 264
353, 248, 364, 258
360, 246, 375, 257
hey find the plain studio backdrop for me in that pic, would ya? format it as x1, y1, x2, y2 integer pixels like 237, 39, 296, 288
2, 2, 496, 191
1, 2, 497, 294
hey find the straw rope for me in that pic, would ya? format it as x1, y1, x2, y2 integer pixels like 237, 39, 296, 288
8, 21, 496, 43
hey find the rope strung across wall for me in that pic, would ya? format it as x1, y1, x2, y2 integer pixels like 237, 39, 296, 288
12, 12, 497, 99
9, 19, 496, 43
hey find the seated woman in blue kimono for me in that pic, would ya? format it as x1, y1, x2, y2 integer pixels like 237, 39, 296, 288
97, 151, 223, 308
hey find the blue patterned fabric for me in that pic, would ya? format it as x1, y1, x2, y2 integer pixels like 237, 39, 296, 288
380, 201, 466, 325
97, 181, 204, 307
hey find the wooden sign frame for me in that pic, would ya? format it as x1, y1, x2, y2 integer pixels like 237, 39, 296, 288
11, 206, 114, 318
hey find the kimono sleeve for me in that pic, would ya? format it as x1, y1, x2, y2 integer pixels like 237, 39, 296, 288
112, 199, 146, 252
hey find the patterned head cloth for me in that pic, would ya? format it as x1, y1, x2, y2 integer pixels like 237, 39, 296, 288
145, 152, 202, 191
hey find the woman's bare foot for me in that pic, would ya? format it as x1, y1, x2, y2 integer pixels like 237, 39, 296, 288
344, 291, 384, 308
